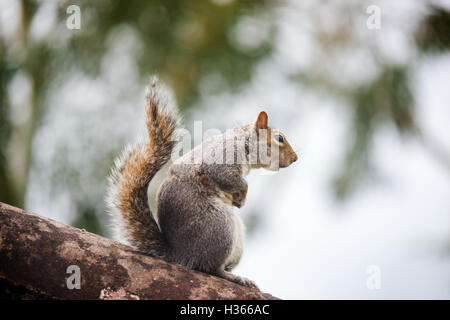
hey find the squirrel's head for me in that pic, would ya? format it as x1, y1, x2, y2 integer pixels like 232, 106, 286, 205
251, 111, 298, 171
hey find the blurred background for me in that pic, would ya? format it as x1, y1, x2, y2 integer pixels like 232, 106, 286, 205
1, 0, 449, 299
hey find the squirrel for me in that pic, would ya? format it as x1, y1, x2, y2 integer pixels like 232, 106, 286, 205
106, 78, 298, 288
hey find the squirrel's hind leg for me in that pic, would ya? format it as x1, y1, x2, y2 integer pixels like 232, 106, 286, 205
214, 269, 258, 288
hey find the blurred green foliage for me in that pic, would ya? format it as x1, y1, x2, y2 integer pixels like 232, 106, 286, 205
292, 4, 450, 200
334, 66, 414, 199
58, 0, 273, 108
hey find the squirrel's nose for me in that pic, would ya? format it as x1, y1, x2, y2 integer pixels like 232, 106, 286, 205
293, 154, 298, 162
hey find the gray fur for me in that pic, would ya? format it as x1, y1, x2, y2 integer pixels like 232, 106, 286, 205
156, 125, 255, 286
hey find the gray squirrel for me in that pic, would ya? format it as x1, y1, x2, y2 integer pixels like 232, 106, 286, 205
106, 79, 298, 288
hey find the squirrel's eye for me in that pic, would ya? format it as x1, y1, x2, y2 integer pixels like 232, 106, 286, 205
275, 135, 284, 143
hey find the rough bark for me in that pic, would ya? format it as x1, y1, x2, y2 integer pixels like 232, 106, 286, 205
0, 202, 277, 300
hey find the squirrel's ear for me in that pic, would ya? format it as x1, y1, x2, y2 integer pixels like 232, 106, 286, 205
255, 111, 268, 130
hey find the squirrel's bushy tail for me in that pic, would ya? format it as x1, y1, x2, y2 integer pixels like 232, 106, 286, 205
106, 78, 179, 257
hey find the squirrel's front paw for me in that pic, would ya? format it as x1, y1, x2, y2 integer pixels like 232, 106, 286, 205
232, 192, 245, 208
232, 185, 248, 208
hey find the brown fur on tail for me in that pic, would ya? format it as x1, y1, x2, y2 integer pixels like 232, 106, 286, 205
106, 78, 179, 257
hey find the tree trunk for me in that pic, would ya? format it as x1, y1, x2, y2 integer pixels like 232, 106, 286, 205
0, 202, 277, 300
